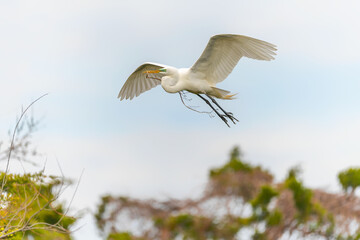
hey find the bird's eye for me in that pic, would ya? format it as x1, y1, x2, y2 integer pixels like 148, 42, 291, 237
159, 68, 166, 72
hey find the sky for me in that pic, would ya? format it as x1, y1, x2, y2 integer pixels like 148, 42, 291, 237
1, 0, 360, 239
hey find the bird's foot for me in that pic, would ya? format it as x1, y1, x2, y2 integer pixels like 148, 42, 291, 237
220, 114, 230, 127
224, 112, 239, 124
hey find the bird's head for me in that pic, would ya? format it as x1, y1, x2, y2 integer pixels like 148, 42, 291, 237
144, 68, 167, 75
144, 67, 178, 76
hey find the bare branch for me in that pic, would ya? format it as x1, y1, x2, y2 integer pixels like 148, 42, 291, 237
1, 93, 48, 193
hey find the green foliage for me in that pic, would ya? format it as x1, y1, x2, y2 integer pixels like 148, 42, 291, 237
286, 166, 302, 180
210, 147, 252, 177
251, 185, 278, 208
266, 209, 282, 226
251, 185, 278, 222
107, 232, 133, 240
220, 219, 242, 237
153, 213, 245, 239
312, 202, 327, 224
95, 195, 112, 231
252, 231, 267, 240
238, 217, 252, 226
335, 233, 360, 240
338, 168, 360, 194
285, 168, 313, 221
325, 214, 335, 237
0, 172, 76, 239
160, 214, 218, 240
168, 214, 194, 231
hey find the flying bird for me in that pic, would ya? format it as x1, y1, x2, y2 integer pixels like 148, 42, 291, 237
118, 34, 277, 127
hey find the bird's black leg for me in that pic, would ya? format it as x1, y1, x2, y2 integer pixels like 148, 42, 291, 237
197, 94, 230, 127
206, 94, 239, 124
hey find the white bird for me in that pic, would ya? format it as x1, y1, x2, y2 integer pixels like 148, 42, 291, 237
118, 34, 276, 127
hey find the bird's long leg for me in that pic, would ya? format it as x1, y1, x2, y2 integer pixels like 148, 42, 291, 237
196, 94, 230, 127
206, 94, 239, 124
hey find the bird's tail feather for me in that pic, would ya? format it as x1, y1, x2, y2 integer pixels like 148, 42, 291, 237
223, 93, 238, 100
211, 87, 237, 100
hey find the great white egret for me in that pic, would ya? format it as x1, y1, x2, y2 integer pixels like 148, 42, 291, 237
118, 34, 276, 127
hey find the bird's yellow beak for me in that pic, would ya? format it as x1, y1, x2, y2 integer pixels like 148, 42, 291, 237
143, 70, 160, 74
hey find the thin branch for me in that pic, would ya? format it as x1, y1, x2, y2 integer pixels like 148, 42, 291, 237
56, 168, 84, 225
178, 91, 213, 115
1, 93, 48, 194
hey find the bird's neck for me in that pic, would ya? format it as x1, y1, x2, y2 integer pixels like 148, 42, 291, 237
161, 76, 182, 93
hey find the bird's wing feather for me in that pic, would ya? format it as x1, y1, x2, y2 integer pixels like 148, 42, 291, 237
118, 62, 166, 100
190, 34, 277, 84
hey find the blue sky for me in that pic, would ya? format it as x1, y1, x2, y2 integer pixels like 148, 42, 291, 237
1, 0, 360, 239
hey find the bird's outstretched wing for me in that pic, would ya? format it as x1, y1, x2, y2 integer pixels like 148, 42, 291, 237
118, 62, 165, 100
190, 34, 277, 84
